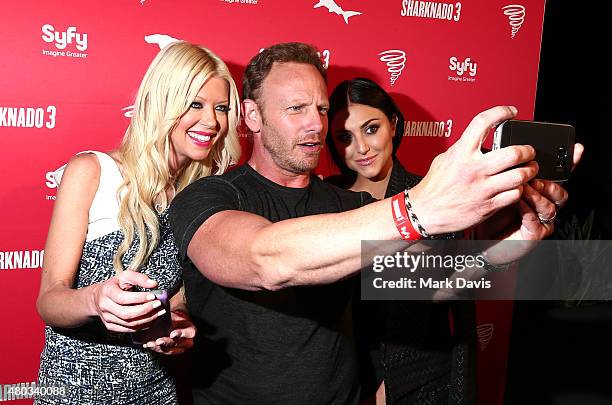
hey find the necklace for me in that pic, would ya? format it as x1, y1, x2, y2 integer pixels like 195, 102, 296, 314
154, 185, 176, 213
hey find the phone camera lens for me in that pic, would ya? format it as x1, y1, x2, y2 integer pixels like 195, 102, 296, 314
557, 146, 568, 159
556, 146, 568, 168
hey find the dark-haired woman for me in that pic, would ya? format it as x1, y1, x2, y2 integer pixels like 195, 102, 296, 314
326, 77, 476, 405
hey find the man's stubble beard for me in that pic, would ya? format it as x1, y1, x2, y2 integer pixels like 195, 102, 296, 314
260, 117, 321, 175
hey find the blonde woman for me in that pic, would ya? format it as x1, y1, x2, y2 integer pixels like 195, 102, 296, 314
35, 42, 241, 404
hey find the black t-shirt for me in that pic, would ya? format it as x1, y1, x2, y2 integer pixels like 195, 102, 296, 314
170, 164, 374, 405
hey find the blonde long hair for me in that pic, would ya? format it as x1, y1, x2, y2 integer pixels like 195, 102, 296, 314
113, 41, 241, 272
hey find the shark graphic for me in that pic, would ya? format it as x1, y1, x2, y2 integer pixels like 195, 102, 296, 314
144, 34, 180, 50
121, 106, 134, 118
313, 0, 362, 24
122, 34, 181, 118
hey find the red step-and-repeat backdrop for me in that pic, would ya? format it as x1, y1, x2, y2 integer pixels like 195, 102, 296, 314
0, 1, 543, 403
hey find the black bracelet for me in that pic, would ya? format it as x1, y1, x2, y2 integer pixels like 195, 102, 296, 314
481, 255, 512, 272
403, 189, 430, 238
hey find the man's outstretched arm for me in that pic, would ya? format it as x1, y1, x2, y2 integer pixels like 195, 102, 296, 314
177, 106, 551, 291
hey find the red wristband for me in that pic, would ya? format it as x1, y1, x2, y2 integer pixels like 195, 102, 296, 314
391, 192, 422, 241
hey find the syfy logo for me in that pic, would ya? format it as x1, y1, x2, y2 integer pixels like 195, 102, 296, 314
0, 106, 56, 129
0, 250, 44, 270
45, 170, 59, 189
502, 5, 526, 38
449, 57, 477, 77
379, 50, 406, 86
45, 165, 62, 200
41, 24, 88, 51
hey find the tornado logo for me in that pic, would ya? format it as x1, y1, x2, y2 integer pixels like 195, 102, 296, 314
477, 323, 494, 352
502, 5, 526, 38
378, 50, 406, 86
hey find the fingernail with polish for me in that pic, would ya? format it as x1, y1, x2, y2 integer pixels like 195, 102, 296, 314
152, 300, 162, 309
146, 294, 156, 301
157, 309, 167, 317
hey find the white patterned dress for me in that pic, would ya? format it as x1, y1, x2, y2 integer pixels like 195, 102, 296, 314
36, 152, 182, 405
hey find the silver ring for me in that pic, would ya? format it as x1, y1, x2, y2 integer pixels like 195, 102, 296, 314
538, 210, 557, 224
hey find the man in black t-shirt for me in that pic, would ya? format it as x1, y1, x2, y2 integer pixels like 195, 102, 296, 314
169, 43, 576, 404
171, 164, 373, 404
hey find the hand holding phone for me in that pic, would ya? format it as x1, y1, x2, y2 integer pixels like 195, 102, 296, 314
493, 120, 575, 182
131, 289, 172, 345
142, 309, 197, 355
92, 270, 162, 333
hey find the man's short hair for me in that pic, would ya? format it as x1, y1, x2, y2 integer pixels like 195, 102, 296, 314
242, 42, 327, 105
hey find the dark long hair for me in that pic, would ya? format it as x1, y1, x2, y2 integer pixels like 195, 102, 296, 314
326, 78, 405, 182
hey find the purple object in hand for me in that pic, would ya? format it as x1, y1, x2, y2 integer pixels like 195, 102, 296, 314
131, 289, 172, 345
